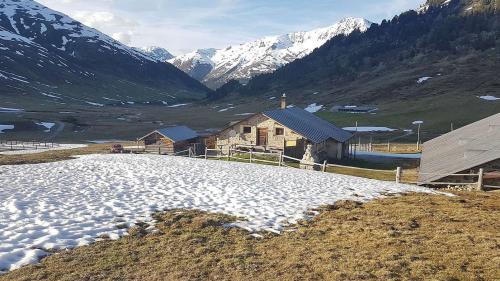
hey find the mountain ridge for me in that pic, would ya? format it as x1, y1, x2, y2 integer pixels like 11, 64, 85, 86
168, 17, 372, 89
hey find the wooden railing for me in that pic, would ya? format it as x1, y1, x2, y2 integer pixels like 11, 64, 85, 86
0, 140, 58, 152
174, 147, 491, 190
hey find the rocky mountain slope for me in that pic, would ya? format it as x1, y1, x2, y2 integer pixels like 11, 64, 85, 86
0, 0, 210, 113
168, 17, 372, 89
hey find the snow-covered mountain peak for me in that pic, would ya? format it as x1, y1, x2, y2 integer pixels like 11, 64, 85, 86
134, 46, 174, 61
169, 17, 372, 89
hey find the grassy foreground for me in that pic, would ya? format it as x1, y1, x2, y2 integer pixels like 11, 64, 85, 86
2, 192, 499, 281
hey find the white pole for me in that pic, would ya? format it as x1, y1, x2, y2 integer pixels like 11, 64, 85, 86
396, 167, 402, 183
204, 147, 208, 159
417, 123, 421, 150
322, 160, 327, 172
278, 151, 283, 167
477, 168, 484, 191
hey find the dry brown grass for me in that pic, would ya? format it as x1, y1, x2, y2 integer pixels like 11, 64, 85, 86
2, 192, 499, 281
0, 143, 132, 165
371, 143, 422, 154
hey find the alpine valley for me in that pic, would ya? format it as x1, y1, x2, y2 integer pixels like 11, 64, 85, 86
0, 0, 499, 141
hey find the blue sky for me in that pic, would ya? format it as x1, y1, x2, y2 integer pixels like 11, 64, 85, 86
37, 0, 424, 55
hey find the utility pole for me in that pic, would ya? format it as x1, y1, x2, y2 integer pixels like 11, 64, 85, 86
412, 121, 424, 151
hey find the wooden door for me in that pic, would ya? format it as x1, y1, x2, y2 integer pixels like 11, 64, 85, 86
257, 128, 268, 146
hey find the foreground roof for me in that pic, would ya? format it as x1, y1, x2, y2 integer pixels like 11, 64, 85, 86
263, 107, 353, 143
419, 113, 500, 183
141, 126, 198, 142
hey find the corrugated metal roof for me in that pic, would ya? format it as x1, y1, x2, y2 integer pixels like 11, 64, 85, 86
263, 107, 353, 143
419, 113, 500, 183
146, 126, 198, 142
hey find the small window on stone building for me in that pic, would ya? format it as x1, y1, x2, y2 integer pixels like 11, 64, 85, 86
275, 128, 284, 136
243, 126, 252, 134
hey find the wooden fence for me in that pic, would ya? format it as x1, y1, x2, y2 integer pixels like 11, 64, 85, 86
0, 140, 58, 152
157, 147, 489, 190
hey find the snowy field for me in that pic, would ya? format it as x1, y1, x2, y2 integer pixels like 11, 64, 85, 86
0, 144, 87, 155
0, 154, 439, 272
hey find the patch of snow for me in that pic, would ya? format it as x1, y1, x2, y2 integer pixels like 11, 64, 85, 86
0, 154, 440, 272
0, 107, 24, 113
40, 23, 47, 34
235, 113, 255, 116
304, 103, 323, 113
85, 101, 104, 107
478, 95, 499, 101
343, 127, 397, 132
417, 76, 432, 83
40, 92, 61, 99
218, 106, 235, 112
167, 103, 189, 108
0, 124, 14, 133
35, 122, 55, 132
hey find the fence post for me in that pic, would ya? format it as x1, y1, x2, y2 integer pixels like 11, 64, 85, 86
204, 147, 208, 160
322, 160, 327, 172
227, 149, 231, 161
278, 151, 283, 167
477, 168, 484, 191
249, 150, 253, 163
396, 167, 402, 183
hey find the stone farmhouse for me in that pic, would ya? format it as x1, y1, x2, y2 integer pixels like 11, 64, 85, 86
216, 95, 353, 161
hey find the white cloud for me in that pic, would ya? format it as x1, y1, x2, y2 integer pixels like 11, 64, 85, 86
36, 0, 422, 55
112, 31, 133, 45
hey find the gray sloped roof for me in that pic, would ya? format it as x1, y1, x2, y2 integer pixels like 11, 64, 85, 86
419, 113, 500, 183
141, 126, 198, 142
263, 107, 353, 143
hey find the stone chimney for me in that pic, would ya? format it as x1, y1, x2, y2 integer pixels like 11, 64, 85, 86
280, 93, 287, 109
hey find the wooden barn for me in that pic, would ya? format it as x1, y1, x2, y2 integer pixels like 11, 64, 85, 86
216, 95, 353, 161
419, 113, 500, 189
139, 126, 199, 155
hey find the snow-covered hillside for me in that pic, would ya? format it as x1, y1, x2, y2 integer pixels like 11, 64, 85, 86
0, 0, 208, 109
0, 0, 153, 61
0, 154, 437, 272
169, 17, 372, 88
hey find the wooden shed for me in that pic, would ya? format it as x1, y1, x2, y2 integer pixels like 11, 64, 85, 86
139, 126, 199, 155
419, 113, 500, 188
